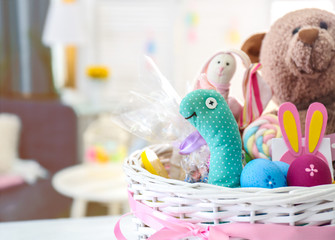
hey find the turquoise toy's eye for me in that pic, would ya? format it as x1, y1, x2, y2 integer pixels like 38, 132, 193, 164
205, 97, 217, 109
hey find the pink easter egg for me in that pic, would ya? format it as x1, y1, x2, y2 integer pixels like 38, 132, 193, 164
287, 155, 332, 187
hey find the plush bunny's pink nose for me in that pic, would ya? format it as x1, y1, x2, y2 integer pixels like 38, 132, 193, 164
218, 67, 224, 76
298, 28, 319, 45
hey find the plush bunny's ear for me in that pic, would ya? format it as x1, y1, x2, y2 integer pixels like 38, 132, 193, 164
227, 49, 251, 69
305, 103, 328, 155
278, 102, 302, 157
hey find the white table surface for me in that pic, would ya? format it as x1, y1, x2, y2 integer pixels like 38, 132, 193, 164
0, 215, 137, 240
52, 163, 129, 217
52, 163, 128, 202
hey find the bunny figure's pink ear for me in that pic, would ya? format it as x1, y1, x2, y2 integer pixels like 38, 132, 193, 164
305, 102, 328, 155
278, 102, 303, 157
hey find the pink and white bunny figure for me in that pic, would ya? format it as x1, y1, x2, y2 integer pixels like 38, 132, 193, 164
193, 49, 251, 120
195, 53, 236, 99
194, 49, 250, 99
278, 102, 333, 186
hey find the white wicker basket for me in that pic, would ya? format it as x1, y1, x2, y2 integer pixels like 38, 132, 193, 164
123, 144, 335, 239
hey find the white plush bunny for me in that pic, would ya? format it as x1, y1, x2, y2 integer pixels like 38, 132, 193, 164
194, 49, 250, 101
194, 50, 249, 121
205, 53, 236, 100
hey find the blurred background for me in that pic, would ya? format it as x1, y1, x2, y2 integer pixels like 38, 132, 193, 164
0, 0, 334, 222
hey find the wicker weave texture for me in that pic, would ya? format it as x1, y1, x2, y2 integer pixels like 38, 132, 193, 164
124, 144, 335, 239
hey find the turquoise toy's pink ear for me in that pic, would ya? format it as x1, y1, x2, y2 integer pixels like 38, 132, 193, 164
304, 102, 328, 155
278, 102, 302, 157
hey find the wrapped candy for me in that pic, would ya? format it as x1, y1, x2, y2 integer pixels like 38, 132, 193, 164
181, 145, 210, 183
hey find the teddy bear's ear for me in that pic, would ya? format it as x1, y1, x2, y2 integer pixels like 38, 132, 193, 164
241, 33, 266, 64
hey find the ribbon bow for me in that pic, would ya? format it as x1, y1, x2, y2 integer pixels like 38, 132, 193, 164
179, 130, 207, 155
149, 221, 212, 240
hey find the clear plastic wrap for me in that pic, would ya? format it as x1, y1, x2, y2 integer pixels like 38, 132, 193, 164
181, 145, 210, 183
110, 56, 194, 144
105, 57, 213, 182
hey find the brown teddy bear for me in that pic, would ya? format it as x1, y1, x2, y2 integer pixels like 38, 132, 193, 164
242, 8, 335, 134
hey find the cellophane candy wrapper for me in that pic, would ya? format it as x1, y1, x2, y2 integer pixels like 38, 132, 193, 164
182, 145, 210, 183
108, 56, 206, 180
110, 56, 194, 143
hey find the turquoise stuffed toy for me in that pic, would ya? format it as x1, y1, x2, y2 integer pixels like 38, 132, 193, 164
179, 89, 243, 187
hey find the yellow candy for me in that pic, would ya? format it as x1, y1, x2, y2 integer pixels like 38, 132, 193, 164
141, 149, 169, 178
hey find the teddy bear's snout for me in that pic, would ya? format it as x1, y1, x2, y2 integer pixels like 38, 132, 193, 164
287, 26, 335, 76
298, 28, 319, 45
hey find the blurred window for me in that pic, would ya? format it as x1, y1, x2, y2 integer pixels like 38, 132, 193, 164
0, 0, 57, 99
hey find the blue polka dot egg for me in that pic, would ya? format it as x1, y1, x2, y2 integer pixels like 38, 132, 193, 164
240, 158, 287, 188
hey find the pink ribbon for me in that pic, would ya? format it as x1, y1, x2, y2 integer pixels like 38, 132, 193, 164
239, 63, 263, 129
251, 64, 263, 115
209, 81, 231, 97
195, 73, 231, 100
114, 191, 335, 240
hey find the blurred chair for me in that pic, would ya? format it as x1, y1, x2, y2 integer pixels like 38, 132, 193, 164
0, 97, 78, 221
